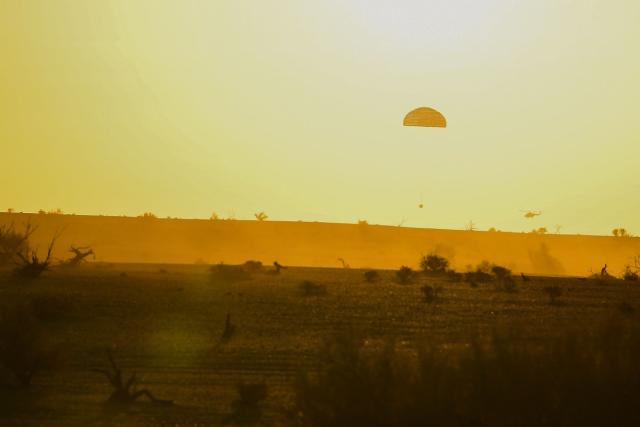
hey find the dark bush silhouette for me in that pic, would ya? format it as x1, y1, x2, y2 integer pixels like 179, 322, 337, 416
223, 383, 268, 425
363, 270, 380, 283
464, 271, 493, 285
220, 313, 236, 344
0, 223, 35, 266
491, 265, 511, 279
137, 212, 157, 219
242, 260, 263, 273
14, 237, 56, 279
463, 262, 514, 291
618, 302, 635, 316
612, 228, 631, 237
92, 349, 172, 406
210, 263, 251, 283
623, 267, 638, 282
395, 266, 414, 284
499, 275, 517, 293
0, 303, 54, 388
543, 285, 563, 304
291, 322, 640, 427
421, 285, 442, 303
420, 254, 449, 274
299, 281, 327, 297
445, 270, 462, 282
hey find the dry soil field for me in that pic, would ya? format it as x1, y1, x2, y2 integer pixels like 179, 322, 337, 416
1, 263, 639, 426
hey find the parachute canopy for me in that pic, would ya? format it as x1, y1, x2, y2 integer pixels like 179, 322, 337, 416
403, 107, 447, 128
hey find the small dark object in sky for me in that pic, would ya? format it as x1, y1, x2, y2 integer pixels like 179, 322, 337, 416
523, 210, 542, 219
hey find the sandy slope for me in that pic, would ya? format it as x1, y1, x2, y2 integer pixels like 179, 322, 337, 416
1, 213, 638, 276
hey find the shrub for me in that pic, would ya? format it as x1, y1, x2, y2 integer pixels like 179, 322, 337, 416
137, 212, 157, 219
420, 254, 449, 274
464, 270, 493, 285
445, 270, 463, 282
499, 276, 518, 293
618, 302, 635, 316
299, 281, 327, 297
543, 285, 563, 304
530, 227, 548, 235
463, 262, 513, 290
623, 267, 638, 282
0, 223, 35, 266
14, 236, 57, 279
421, 285, 442, 303
210, 263, 251, 283
395, 266, 414, 284
612, 228, 631, 237
243, 260, 264, 273
0, 303, 54, 387
491, 265, 511, 279
363, 270, 380, 283
224, 383, 268, 425
476, 260, 492, 273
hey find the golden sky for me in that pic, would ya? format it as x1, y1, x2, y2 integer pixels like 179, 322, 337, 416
1, 0, 639, 235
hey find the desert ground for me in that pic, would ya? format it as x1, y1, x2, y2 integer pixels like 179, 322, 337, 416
1, 261, 640, 426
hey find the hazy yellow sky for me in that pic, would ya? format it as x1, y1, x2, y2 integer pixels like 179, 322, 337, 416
1, 0, 639, 235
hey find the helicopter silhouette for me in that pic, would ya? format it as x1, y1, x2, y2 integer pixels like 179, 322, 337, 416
522, 210, 542, 219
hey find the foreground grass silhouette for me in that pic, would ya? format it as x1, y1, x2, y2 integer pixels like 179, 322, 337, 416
292, 320, 640, 426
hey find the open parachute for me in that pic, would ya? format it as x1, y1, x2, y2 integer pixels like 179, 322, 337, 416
403, 107, 447, 128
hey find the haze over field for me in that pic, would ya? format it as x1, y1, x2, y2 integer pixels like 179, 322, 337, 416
2, 213, 638, 277
2, 1, 640, 235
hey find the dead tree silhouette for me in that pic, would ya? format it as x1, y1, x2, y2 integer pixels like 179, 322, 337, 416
601, 264, 609, 276
254, 212, 268, 221
63, 245, 94, 267
338, 258, 350, 269
15, 235, 57, 279
92, 349, 173, 406
0, 222, 36, 265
